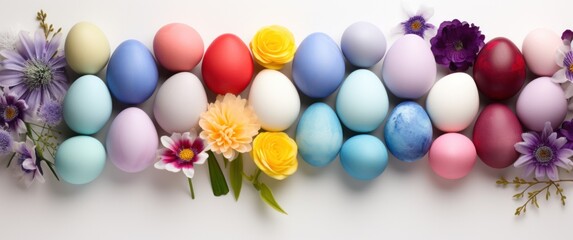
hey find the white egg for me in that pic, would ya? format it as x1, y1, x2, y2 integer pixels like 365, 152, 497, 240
249, 70, 301, 131
426, 72, 480, 132
153, 72, 207, 133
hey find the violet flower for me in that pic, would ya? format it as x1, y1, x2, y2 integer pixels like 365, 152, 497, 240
430, 19, 485, 72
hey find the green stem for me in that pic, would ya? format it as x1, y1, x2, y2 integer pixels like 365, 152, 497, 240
6, 152, 16, 167
188, 178, 195, 199
44, 160, 60, 181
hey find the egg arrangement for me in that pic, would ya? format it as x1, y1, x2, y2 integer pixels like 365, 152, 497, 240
55, 19, 570, 185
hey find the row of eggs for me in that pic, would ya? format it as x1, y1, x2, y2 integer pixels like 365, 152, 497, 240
55, 21, 569, 183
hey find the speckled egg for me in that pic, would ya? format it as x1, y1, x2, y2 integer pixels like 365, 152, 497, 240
296, 103, 343, 167
384, 101, 432, 162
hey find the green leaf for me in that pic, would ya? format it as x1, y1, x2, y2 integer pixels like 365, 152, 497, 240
207, 151, 229, 196
230, 154, 243, 201
259, 183, 287, 215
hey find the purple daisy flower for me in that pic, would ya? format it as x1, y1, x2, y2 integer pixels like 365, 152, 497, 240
37, 99, 62, 126
0, 129, 13, 155
0, 30, 68, 111
430, 19, 485, 72
0, 88, 29, 134
396, 5, 435, 39
154, 131, 209, 178
14, 136, 45, 187
514, 122, 573, 181
562, 29, 573, 46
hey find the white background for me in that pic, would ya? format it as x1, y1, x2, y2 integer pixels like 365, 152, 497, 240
1, 0, 572, 239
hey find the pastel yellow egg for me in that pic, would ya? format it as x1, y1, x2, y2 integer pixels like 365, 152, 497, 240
65, 22, 110, 74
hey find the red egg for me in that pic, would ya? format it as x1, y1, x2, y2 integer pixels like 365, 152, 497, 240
202, 34, 254, 95
472, 103, 523, 168
473, 37, 526, 100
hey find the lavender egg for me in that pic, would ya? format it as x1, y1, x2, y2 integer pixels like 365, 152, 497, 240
382, 34, 436, 99
516, 77, 567, 131
341, 22, 387, 68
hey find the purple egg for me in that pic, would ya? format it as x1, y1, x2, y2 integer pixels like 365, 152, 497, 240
516, 77, 567, 131
382, 34, 436, 99
341, 22, 387, 68
106, 107, 158, 173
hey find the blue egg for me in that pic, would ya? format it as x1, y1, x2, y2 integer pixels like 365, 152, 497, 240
107, 39, 158, 104
384, 101, 432, 162
296, 103, 343, 167
340, 134, 388, 180
336, 69, 388, 132
55, 136, 106, 185
64, 75, 112, 134
292, 32, 345, 98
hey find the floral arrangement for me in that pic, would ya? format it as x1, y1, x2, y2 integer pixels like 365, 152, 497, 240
2, 8, 573, 217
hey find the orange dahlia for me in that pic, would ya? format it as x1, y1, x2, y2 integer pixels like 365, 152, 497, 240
199, 93, 260, 160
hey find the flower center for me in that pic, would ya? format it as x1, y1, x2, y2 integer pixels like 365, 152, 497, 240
569, 63, 573, 74
410, 20, 422, 31
3, 105, 19, 122
178, 149, 195, 161
24, 59, 54, 89
534, 146, 554, 163
454, 40, 464, 51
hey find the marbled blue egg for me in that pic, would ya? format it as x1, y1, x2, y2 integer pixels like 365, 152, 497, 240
384, 101, 432, 162
336, 69, 388, 132
340, 134, 388, 180
296, 102, 343, 167
107, 39, 158, 104
292, 32, 345, 98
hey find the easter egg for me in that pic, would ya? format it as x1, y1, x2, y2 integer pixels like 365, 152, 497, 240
473, 37, 526, 100
55, 136, 106, 185
472, 104, 523, 168
429, 133, 477, 180
106, 107, 158, 173
153, 23, 204, 72
107, 40, 158, 104
522, 28, 561, 76
65, 22, 110, 74
248, 70, 300, 131
382, 34, 436, 99
426, 73, 480, 132
384, 101, 432, 162
63, 75, 112, 135
340, 135, 388, 181
296, 103, 343, 167
516, 77, 567, 131
202, 34, 253, 94
153, 72, 207, 133
292, 32, 345, 98
341, 22, 387, 68
336, 69, 388, 132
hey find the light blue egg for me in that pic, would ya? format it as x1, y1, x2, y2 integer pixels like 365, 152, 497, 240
340, 134, 388, 180
384, 101, 432, 162
55, 136, 106, 185
296, 103, 343, 167
107, 39, 158, 104
336, 69, 388, 132
292, 32, 345, 98
63, 75, 112, 135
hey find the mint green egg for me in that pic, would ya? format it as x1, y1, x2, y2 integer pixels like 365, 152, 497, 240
64, 75, 112, 135
55, 136, 106, 185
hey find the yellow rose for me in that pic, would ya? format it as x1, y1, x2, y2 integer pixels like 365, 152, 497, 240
250, 25, 296, 70
252, 132, 298, 180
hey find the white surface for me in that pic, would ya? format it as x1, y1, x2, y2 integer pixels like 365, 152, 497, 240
1, 0, 572, 239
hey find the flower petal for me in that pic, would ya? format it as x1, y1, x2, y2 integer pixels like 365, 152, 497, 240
535, 166, 546, 179
154, 160, 166, 170
182, 167, 195, 179
552, 69, 568, 83
164, 163, 181, 173
514, 142, 533, 154
546, 165, 559, 181
514, 154, 534, 167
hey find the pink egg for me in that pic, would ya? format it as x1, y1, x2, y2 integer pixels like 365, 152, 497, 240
429, 133, 477, 180
153, 23, 204, 72
516, 77, 567, 131
522, 28, 561, 76
106, 107, 158, 173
